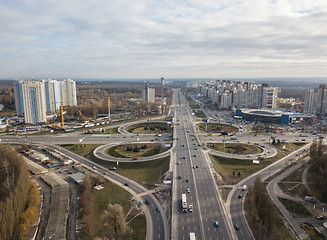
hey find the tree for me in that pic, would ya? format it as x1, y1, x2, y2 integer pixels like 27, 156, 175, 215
80, 173, 96, 238
100, 204, 130, 240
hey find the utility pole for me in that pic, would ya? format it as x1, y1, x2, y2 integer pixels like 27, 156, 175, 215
107, 97, 111, 120
61, 101, 64, 128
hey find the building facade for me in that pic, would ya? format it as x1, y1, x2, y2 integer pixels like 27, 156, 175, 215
142, 85, 155, 103
21, 81, 47, 124
187, 80, 279, 110
14, 79, 77, 124
304, 85, 327, 116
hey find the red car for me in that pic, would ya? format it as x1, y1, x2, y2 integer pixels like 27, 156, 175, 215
132, 157, 138, 160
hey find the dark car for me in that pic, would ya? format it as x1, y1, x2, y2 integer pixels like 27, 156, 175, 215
145, 199, 150, 205
124, 183, 129, 186
178, 175, 182, 179
186, 179, 189, 182
234, 224, 239, 230
238, 194, 242, 199
155, 208, 160, 212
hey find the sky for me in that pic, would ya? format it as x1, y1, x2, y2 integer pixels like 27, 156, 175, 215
0, 0, 327, 80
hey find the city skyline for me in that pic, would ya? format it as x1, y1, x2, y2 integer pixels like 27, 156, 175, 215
1, 0, 327, 79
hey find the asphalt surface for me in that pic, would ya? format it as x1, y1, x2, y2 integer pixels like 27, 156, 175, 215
171, 89, 234, 240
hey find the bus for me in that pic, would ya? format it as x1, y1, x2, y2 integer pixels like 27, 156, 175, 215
182, 194, 187, 212
190, 232, 196, 240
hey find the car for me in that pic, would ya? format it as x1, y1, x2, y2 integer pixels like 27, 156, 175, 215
144, 199, 150, 205
182, 144, 185, 147
93, 166, 97, 170
247, 154, 252, 157
214, 221, 219, 227
234, 224, 239, 230
186, 179, 189, 182
195, 148, 197, 150
182, 156, 186, 159
177, 161, 181, 165
193, 165, 196, 169
189, 205, 193, 212
123, 136, 126, 138
317, 215, 325, 220
124, 183, 128, 186
132, 157, 138, 160
178, 175, 182, 179
155, 208, 160, 212
193, 155, 196, 157
186, 188, 190, 193
110, 167, 117, 170
238, 194, 242, 199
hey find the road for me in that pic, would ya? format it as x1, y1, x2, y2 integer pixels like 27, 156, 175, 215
228, 143, 311, 239
51, 144, 170, 240
171, 89, 235, 240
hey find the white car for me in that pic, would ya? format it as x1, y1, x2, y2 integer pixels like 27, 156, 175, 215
189, 205, 193, 212
186, 188, 190, 193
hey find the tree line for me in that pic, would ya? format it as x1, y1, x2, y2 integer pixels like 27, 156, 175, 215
0, 145, 40, 239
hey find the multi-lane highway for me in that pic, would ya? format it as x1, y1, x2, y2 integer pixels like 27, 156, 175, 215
171, 89, 235, 240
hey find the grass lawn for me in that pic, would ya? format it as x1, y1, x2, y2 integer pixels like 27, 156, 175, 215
193, 109, 206, 118
278, 198, 312, 218
301, 223, 325, 240
87, 152, 170, 189
93, 127, 120, 134
197, 123, 238, 133
210, 154, 272, 184
245, 193, 294, 240
60, 144, 101, 157
126, 122, 172, 134
208, 143, 263, 155
106, 143, 169, 158
93, 181, 146, 240
189, 104, 200, 110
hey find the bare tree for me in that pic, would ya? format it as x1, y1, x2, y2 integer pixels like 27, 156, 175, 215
100, 204, 130, 240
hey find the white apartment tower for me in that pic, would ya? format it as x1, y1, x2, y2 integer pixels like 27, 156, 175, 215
61, 79, 77, 107
14, 79, 77, 124
21, 81, 47, 124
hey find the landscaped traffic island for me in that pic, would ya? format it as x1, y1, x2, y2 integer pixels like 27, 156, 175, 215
197, 122, 238, 133
126, 122, 172, 134
106, 143, 170, 158
207, 143, 263, 155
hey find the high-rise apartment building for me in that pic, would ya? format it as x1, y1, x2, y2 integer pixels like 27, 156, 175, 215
21, 81, 47, 124
42, 79, 62, 112
304, 85, 327, 116
143, 85, 155, 103
13, 80, 24, 115
61, 79, 77, 107
304, 89, 315, 114
188, 80, 279, 110
14, 79, 77, 124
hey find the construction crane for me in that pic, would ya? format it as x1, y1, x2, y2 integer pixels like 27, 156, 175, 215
54, 97, 111, 128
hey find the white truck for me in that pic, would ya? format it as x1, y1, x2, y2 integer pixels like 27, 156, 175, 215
182, 194, 187, 212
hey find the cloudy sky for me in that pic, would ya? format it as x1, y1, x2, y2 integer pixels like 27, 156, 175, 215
1, 0, 327, 79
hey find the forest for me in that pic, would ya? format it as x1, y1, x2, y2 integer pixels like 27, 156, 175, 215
0, 145, 40, 240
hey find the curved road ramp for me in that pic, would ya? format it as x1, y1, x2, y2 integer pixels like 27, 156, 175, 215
41, 172, 69, 240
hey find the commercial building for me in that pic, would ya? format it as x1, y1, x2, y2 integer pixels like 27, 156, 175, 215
143, 85, 155, 103
235, 108, 314, 125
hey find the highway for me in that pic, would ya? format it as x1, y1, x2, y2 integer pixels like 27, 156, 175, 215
171, 89, 234, 240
